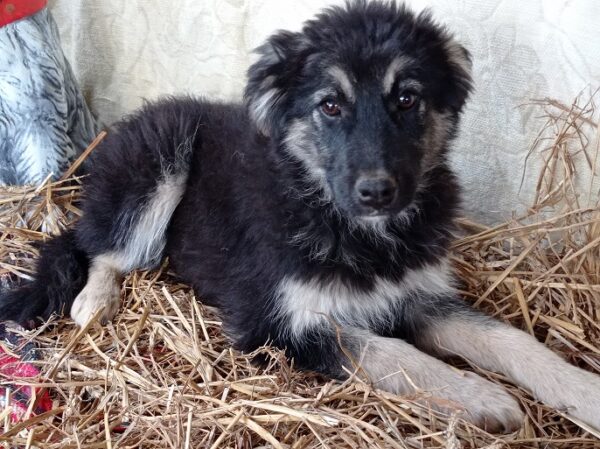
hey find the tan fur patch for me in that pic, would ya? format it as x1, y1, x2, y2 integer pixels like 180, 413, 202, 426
327, 66, 355, 102
382, 56, 415, 94
70, 257, 121, 327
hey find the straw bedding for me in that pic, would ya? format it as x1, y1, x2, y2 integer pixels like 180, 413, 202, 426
0, 95, 598, 448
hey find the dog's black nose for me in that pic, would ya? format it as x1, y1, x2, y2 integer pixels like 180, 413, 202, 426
355, 176, 398, 209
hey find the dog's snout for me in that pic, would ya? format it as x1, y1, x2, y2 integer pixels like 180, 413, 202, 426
355, 175, 398, 209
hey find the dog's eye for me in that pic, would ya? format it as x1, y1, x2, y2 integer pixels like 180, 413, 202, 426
398, 92, 418, 110
321, 99, 341, 117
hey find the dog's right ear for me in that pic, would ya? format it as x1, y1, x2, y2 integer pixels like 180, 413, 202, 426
244, 31, 308, 137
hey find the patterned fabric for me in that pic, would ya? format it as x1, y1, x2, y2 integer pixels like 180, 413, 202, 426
0, 7, 99, 186
0, 323, 53, 422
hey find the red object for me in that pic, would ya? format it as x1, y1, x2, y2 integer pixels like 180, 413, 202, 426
0, 323, 53, 422
0, 0, 47, 27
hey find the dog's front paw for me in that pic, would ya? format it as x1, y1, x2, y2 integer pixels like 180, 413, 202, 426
458, 372, 523, 433
426, 371, 523, 433
70, 280, 121, 327
545, 367, 600, 430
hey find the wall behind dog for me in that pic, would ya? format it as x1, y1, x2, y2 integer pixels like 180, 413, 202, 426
48, 0, 600, 224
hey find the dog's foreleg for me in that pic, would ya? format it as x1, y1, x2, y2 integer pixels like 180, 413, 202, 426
343, 327, 523, 432
419, 298, 600, 429
70, 256, 121, 326
278, 325, 523, 432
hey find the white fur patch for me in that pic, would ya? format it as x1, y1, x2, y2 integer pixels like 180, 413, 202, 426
250, 88, 282, 135
275, 258, 455, 339
108, 173, 187, 272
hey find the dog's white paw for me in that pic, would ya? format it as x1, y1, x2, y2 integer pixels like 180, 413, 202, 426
426, 371, 524, 433
544, 367, 600, 430
70, 279, 121, 327
459, 372, 523, 432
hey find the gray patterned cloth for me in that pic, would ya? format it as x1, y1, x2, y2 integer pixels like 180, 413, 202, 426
0, 7, 99, 186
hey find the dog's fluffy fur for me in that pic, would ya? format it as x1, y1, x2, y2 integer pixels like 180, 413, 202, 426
2, 0, 600, 432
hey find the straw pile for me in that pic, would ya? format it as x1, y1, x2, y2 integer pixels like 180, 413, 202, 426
0, 94, 598, 448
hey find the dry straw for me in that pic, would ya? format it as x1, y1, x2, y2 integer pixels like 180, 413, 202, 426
0, 93, 599, 448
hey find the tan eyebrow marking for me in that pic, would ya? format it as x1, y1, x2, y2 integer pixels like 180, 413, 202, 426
382, 55, 415, 94
312, 88, 338, 104
397, 79, 424, 92
327, 66, 355, 102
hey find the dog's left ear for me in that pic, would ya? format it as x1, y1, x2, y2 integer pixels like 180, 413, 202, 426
244, 31, 309, 137
441, 38, 473, 113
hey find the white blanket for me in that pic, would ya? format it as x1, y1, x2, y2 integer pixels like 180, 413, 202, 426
48, 0, 600, 223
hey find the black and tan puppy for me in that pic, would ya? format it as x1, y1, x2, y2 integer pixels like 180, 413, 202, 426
2, 0, 600, 432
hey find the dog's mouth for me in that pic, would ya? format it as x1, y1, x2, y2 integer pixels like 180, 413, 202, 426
356, 197, 414, 218
356, 209, 397, 223
357, 214, 388, 224
355, 200, 418, 225
363, 209, 393, 218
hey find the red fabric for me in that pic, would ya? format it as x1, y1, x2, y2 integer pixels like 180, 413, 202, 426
0, 344, 53, 422
0, 0, 47, 27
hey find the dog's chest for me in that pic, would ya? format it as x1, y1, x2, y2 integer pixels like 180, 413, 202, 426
275, 259, 454, 337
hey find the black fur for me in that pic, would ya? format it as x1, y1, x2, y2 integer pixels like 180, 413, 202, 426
0, 230, 88, 327
2, 1, 470, 379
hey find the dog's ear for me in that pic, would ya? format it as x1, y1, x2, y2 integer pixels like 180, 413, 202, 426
244, 31, 308, 137
442, 38, 473, 113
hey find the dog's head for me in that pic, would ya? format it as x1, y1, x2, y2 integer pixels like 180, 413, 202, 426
245, 0, 472, 222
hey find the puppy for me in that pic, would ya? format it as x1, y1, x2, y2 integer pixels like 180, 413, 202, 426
2, 0, 600, 433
